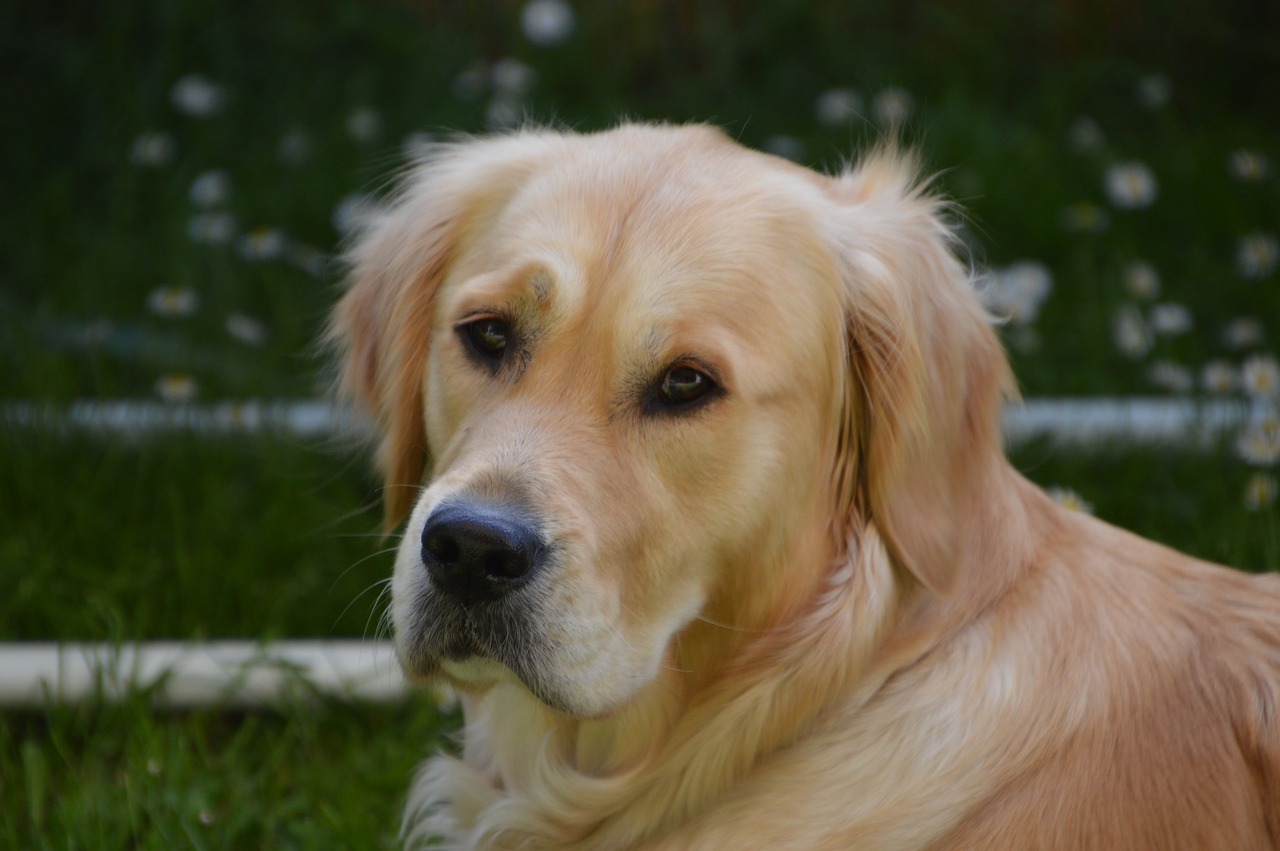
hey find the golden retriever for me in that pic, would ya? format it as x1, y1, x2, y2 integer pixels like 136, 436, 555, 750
329, 123, 1280, 849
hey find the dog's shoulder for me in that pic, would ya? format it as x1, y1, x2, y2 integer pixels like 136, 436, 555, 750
963, 505, 1280, 848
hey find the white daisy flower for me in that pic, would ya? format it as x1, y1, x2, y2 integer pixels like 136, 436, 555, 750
452, 65, 489, 102
1236, 416, 1280, 467
156, 374, 198, 403
977, 261, 1053, 325
1066, 116, 1104, 153
1237, 232, 1279, 280
521, 0, 575, 46
1241, 355, 1280, 401
763, 135, 805, 162
1105, 161, 1158, 209
1147, 360, 1193, 394
1201, 360, 1237, 395
129, 132, 176, 167
171, 74, 224, 118
147, 287, 199, 319
815, 89, 862, 127
238, 227, 289, 262
73, 319, 115, 346
347, 107, 383, 144
1228, 150, 1270, 183
1149, 302, 1193, 336
491, 58, 536, 99
1112, 305, 1153, 359
289, 244, 330, 278
872, 88, 914, 126
1135, 74, 1171, 110
188, 170, 230, 208
1223, 317, 1265, 350
1244, 472, 1279, 511
1047, 486, 1093, 514
485, 98, 523, 131
187, 212, 236, 246
949, 168, 984, 198
226, 313, 270, 347
1062, 202, 1111, 233
1007, 326, 1042, 353
277, 129, 313, 167
1122, 260, 1160, 300
403, 131, 436, 158
332, 194, 378, 238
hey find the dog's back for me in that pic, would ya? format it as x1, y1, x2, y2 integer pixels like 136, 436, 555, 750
931, 504, 1280, 850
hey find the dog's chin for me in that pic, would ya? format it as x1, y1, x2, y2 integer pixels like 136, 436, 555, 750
400, 643, 644, 719
438, 655, 523, 689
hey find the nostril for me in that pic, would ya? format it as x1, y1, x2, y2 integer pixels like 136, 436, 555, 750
484, 550, 523, 580
424, 531, 461, 566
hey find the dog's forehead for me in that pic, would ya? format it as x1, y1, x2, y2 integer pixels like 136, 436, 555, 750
489, 139, 836, 333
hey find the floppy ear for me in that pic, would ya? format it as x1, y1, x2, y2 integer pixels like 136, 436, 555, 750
326, 131, 560, 529
824, 148, 1018, 596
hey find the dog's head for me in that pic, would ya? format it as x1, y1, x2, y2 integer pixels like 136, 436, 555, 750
330, 124, 1013, 717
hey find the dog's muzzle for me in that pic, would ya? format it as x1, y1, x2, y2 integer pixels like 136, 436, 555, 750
420, 500, 546, 605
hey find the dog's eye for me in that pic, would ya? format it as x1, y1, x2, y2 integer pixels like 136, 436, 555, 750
461, 318, 511, 364
654, 365, 718, 411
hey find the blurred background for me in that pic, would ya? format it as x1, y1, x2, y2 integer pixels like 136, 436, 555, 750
3, 0, 1278, 846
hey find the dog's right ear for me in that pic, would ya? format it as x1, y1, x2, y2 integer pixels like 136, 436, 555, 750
327, 131, 559, 529
822, 146, 1018, 599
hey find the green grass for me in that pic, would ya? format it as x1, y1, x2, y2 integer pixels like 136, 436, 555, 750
0, 430, 391, 642
1010, 440, 1280, 572
1, 695, 451, 850
3, 0, 1278, 846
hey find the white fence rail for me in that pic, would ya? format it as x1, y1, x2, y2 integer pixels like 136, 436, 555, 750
0, 640, 407, 709
0, 397, 1255, 446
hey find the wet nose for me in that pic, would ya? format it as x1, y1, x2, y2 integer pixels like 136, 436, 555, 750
419, 501, 544, 603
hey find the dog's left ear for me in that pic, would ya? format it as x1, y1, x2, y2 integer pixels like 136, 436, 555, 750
823, 149, 1016, 596
327, 132, 562, 529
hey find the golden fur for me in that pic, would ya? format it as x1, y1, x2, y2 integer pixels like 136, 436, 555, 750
330, 123, 1280, 849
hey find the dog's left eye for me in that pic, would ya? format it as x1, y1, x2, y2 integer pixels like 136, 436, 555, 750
460, 318, 511, 366
652, 365, 718, 412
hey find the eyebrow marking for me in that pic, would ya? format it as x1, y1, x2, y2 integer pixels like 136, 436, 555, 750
531, 269, 553, 305
640, 326, 670, 367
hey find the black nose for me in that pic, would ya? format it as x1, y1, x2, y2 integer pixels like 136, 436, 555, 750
420, 502, 544, 603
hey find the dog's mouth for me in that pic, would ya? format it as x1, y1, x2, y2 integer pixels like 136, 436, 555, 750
397, 577, 573, 699
442, 600, 540, 665
403, 588, 539, 665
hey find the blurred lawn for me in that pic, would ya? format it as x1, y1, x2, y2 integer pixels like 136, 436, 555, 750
3, 0, 1279, 847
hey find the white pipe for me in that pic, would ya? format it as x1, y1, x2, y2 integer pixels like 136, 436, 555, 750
0, 640, 410, 709
1, 400, 367, 440
0, 398, 1252, 445
1003, 397, 1248, 446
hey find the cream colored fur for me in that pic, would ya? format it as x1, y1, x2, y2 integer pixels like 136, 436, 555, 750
330, 123, 1280, 850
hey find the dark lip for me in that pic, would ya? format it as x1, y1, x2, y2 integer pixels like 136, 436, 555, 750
401, 583, 543, 668
408, 594, 599, 715
440, 633, 481, 661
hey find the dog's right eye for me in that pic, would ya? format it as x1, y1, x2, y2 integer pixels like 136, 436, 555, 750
460, 318, 511, 366
644, 363, 722, 416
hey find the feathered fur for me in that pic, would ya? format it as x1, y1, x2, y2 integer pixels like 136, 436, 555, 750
329, 123, 1280, 850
